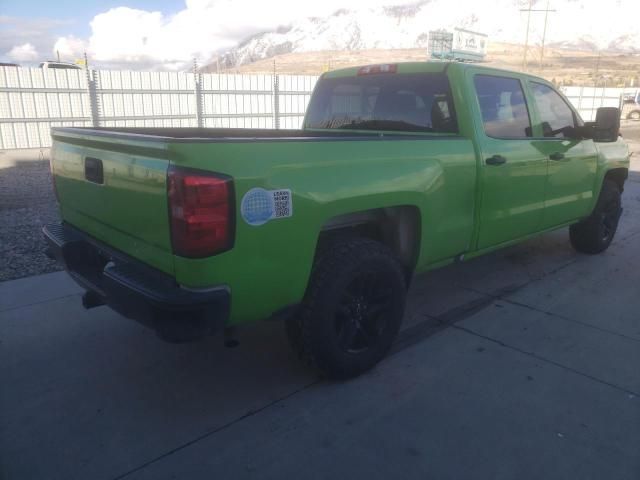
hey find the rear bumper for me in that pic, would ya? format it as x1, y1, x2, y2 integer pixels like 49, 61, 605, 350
43, 223, 230, 342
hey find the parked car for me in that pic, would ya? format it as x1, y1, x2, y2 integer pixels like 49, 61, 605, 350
39, 61, 81, 70
44, 62, 630, 379
622, 90, 640, 120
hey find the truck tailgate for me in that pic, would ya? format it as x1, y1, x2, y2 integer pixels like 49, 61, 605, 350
50, 129, 174, 275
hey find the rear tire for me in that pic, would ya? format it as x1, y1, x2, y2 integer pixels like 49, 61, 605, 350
569, 179, 622, 254
286, 238, 407, 379
628, 110, 640, 121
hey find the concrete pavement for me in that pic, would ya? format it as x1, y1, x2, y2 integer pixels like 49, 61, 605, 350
2, 148, 640, 479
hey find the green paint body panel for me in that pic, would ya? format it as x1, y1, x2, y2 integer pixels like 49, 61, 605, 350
50, 62, 631, 326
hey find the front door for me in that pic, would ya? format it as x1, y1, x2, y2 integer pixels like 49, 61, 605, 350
472, 73, 549, 250
527, 81, 598, 228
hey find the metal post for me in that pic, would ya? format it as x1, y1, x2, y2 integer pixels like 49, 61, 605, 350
273, 74, 280, 129
193, 59, 203, 128
87, 69, 101, 128
194, 72, 203, 128
578, 86, 584, 114
619, 93, 624, 113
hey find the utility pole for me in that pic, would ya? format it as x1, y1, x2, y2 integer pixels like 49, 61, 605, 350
520, 1, 556, 71
522, 0, 533, 71
538, 0, 554, 69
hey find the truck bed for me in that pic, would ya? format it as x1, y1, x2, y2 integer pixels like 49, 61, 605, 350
49, 124, 476, 323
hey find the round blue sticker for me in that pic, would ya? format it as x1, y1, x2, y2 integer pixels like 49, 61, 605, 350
241, 188, 274, 226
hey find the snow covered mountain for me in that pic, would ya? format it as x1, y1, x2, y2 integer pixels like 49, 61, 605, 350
210, 0, 640, 69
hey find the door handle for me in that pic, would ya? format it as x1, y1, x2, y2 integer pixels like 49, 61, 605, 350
486, 155, 507, 166
549, 152, 565, 161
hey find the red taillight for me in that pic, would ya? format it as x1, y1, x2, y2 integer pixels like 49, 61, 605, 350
357, 64, 397, 76
167, 166, 234, 258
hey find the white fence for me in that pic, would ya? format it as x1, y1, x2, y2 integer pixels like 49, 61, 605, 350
0, 66, 317, 149
560, 86, 636, 122
0, 64, 636, 150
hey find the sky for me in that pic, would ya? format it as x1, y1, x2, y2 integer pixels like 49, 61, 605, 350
0, 0, 184, 66
1, 0, 638, 70
0, 0, 413, 69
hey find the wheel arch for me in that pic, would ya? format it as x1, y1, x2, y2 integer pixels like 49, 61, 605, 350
626, 109, 640, 120
604, 167, 628, 193
317, 205, 421, 283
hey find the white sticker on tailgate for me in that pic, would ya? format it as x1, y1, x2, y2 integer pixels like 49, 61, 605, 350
241, 188, 293, 226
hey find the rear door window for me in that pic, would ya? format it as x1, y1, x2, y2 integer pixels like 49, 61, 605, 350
474, 75, 532, 139
304, 72, 458, 133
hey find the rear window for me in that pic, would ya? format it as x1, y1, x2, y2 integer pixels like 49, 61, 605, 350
304, 72, 458, 133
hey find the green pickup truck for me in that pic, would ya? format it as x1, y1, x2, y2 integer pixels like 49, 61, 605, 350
44, 62, 630, 378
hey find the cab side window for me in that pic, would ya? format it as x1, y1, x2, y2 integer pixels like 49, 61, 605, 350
530, 82, 577, 138
474, 75, 532, 139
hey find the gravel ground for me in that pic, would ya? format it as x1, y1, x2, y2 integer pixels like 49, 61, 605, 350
0, 122, 639, 283
0, 149, 61, 282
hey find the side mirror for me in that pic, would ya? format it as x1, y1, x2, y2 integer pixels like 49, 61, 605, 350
593, 107, 620, 142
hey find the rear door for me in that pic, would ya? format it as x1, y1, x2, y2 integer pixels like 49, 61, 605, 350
470, 72, 548, 249
526, 81, 598, 228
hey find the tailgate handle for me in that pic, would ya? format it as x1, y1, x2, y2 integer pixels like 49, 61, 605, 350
85, 157, 104, 184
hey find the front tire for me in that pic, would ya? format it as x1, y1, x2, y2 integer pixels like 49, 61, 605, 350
569, 179, 622, 254
286, 238, 407, 379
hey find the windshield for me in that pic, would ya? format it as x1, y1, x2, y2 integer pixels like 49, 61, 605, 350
304, 72, 458, 134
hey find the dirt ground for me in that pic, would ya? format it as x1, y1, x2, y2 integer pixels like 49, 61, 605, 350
0, 149, 60, 282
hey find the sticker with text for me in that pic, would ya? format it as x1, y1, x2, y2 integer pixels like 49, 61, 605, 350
240, 188, 293, 226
